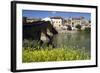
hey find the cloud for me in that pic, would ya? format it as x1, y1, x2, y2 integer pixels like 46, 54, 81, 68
52, 11, 56, 14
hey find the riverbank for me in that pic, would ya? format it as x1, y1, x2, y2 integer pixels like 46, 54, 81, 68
57, 29, 79, 33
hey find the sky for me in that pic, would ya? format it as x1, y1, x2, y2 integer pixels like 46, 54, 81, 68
22, 10, 91, 20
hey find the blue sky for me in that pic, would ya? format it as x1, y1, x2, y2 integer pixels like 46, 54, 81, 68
22, 10, 91, 20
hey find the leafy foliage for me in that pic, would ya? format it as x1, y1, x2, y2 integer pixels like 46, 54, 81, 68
67, 25, 72, 30
84, 27, 91, 32
75, 24, 81, 30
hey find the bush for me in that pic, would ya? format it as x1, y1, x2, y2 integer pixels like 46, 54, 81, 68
67, 25, 72, 30
84, 27, 91, 32
75, 24, 81, 30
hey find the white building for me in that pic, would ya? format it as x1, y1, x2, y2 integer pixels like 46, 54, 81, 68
42, 17, 51, 22
50, 17, 63, 30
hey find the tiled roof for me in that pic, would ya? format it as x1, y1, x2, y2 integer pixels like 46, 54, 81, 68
72, 18, 81, 20
71, 17, 84, 20
50, 16, 63, 19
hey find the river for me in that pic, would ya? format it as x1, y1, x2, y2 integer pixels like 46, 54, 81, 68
53, 31, 91, 52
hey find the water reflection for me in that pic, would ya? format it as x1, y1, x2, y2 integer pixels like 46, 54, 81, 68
53, 31, 91, 52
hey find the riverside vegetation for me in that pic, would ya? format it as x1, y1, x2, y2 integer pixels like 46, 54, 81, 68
23, 47, 90, 63
22, 37, 90, 63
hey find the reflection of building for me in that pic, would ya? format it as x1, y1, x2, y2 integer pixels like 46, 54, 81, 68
50, 17, 63, 29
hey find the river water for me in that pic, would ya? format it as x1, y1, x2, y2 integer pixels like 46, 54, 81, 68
53, 31, 91, 52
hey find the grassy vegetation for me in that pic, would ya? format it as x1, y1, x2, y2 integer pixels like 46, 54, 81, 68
22, 46, 90, 63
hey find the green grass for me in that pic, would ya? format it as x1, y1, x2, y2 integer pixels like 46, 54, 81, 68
22, 47, 90, 63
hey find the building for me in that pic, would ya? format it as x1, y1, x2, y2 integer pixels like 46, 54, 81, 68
23, 16, 90, 31
64, 17, 90, 30
26, 17, 41, 23
81, 19, 90, 30
50, 17, 63, 30
71, 17, 82, 30
42, 17, 51, 22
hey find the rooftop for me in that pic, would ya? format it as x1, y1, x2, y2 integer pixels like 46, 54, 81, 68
50, 16, 63, 19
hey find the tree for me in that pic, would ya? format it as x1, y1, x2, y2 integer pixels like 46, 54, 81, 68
84, 27, 91, 32
67, 25, 72, 30
75, 24, 81, 30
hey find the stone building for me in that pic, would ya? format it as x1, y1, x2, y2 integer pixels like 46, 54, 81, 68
64, 17, 90, 30
71, 17, 82, 30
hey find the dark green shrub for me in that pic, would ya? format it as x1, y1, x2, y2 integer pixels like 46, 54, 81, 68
84, 27, 91, 32
67, 25, 72, 30
75, 24, 81, 30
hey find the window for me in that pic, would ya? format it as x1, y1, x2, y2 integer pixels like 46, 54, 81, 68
72, 22, 74, 27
